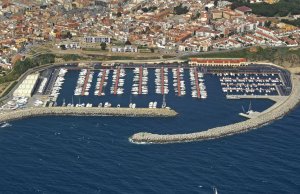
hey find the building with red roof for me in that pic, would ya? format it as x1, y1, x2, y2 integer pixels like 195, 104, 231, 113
189, 58, 248, 67
235, 6, 252, 15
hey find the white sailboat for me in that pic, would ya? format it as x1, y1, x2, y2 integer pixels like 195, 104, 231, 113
213, 186, 218, 194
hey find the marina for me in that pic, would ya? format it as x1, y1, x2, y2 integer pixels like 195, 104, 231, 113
1, 62, 292, 112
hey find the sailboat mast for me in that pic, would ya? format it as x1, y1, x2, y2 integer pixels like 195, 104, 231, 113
248, 101, 252, 112
162, 94, 166, 108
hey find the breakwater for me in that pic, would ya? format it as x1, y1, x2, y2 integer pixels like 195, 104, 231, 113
129, 74, 300, 144
0, 107, 178, 123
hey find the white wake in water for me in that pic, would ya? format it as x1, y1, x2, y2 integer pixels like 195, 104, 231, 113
0, 122, 12, 128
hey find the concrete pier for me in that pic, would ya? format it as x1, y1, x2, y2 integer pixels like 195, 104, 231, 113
161, 67, 165, 95
0, 107, 178, 123
113, 67, 120, 95
138, 66, 143, 95
81, 69, 90, 96
194, 67, 201, 98
177, 67, 181, 96
129, 74, 300, 144
226, 95, 286, 102
98, 69, 106, 96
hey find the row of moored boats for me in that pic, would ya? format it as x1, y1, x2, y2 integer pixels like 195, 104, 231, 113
51, 68, 67, 98
132, 67, 148, 95
189, 69, 207, 99
155, 68, 169, 94
172, 68, 186, 96
217, 73, 283, 95
74, 69, 94, 96
94, 69, 109, 96
110, 68, 125, 95
54, 68, 209, 99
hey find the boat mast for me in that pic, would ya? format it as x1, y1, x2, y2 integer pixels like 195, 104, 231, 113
248, 101, 252, 112
242, 105, 245, 113
213, 186, 218, 194
162, 94, 166, 108
129, 94, 132, 104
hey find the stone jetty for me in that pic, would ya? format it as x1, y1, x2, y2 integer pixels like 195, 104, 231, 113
0, 107, 178, 123
130, 74, 300, 144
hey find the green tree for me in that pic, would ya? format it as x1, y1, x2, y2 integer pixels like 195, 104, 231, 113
116, 12, 122, 17
265, 21, 272, 28
214, 0, 218, 7
174, 4, 189, 15
100, 42, 107, 50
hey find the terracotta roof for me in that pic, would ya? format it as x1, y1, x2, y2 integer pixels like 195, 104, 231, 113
190, 58, 247, 63
235, 6, 252, 13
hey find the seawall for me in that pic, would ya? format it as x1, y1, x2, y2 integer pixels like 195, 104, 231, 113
0, 107, 178, 123
129, 74, 300, 144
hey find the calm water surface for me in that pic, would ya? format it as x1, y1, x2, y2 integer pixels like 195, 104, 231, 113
0, 70, 299, 193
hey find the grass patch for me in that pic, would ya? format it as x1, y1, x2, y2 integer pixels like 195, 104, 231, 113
0, 81, 17, 98
82, 48, 108, 52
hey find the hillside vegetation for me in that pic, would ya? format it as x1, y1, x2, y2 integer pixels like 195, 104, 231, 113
229, 0, 300, 17
0, 54, 55, 84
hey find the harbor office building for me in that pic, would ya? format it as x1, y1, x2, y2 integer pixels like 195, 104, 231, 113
189, 58, 248, 67
80, 36, 111, 48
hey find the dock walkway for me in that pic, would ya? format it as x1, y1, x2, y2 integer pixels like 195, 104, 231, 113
81, 70, 90, 96
194, 67, 201, 98
98, 69, 106, 96
161, 67, 165, 95
226, 95, 286, 102
138, 67, 143, 95
113, 67, 120, 95
177, 67, 181, 96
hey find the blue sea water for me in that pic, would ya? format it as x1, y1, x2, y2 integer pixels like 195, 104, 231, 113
0, 69, 299, 193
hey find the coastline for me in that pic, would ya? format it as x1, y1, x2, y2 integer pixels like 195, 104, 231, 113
129, 73, 300, 144
0, 107, 178, 123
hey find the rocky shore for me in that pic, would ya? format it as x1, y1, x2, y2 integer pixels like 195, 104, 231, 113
0, 107, 178, 123
129, 74, 300, 144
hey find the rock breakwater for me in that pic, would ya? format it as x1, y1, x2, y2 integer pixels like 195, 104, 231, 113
130, 74, 300, 144
0, 107, 178, 123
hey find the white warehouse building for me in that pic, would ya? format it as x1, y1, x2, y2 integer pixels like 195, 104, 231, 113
13, 73, 39, 97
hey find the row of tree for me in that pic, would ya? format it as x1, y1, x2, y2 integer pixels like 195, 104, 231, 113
141, 6, 157, 13
281, 18, 300, 27
174, 4, 189, 15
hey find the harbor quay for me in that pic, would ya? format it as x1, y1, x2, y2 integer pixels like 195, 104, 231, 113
0, 107, 178, 123
129, 74, 300, 144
